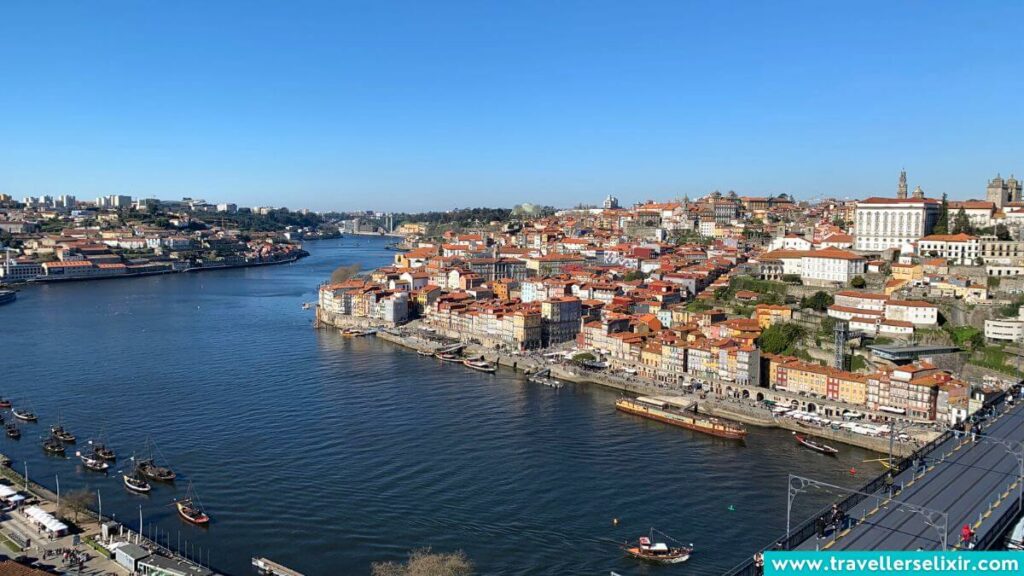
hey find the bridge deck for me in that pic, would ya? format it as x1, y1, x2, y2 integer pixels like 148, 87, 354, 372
800, 400, 1024, 551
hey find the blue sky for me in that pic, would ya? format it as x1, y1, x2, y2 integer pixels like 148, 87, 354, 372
1, 1, 1022, 212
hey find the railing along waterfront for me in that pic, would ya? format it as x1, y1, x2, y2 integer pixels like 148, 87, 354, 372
721, 391, 1010, 576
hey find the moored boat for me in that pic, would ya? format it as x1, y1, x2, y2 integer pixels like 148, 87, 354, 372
51, 425, 76, 444
138, 457, 176, 482
91, 441, 117, 461
794, 433, 839, 456
42, 434, 65, 456
624, 530, 693, 565
5, 424, 20, 439
615, 397, 747, 440
436, 352, 463, 362
417, 349, 435, 356
463, 358, 497, 373
176, 481, 211, 525
76, 449, 110, 472
123, 461, 152, 493
0, 398, 11, 409
12, 409, 37, 422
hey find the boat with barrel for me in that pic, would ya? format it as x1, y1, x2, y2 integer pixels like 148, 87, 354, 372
624, 529, 693, 564
76, 448, 110, 472
0, 398, 11, 409
615, 397, 747, 440
42, 434, 65, 456
12, 408, 37, 422
123, 459, 152, 493
5, 424, 20, 439
794, 433, 839, 456
138, 438, 176, 481
175, 482, 211, 525
50, 424, 76, 444
88, 439, 117, 461
463, 357, 497, 373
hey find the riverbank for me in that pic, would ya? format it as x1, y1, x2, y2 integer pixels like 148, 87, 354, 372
0, 453, 215, 575
343, 320, 924, 456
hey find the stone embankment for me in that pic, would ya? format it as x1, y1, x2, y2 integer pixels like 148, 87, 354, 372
318, 315, 928, 456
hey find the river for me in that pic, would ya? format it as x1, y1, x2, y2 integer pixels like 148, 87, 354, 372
0, 236, 874, 575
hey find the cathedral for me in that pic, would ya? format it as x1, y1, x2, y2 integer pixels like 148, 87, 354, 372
986, 174, 1021, 209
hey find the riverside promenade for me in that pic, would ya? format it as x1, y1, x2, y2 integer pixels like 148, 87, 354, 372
339, 320, 930, 456
0, 453, 216, 575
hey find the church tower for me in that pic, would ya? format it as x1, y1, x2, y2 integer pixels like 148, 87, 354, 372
912, 185, 925, 200
897, 169, 908, 199
1008, 175, 1021, 205
988, 174, 1009, 209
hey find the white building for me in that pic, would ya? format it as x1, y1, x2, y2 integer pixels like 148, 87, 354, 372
985, 318, 1024, 343
854, 197, 940, 252
916, 233, 980, 265
800, 247, 866, 285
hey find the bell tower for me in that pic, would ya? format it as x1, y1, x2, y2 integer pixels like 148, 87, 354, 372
897, 169, 908, 199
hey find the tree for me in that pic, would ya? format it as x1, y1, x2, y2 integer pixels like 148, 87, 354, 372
801, 291, 834, 312
757, 323, 807, 355
330, 263, 362, 284
622, 270, 647, 282
851, 276, 866, 289
996, 223, 1012, 241
571, 352, 596, 364
933, 193, 949, 234
372, 549, 474, 576
61, 489, 94, 523
952, 208, 972, 235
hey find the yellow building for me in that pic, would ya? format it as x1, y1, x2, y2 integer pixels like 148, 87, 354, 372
753, 304, 792, 329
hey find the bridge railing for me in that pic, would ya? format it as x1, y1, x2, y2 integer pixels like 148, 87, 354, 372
722, 390, 1011, 576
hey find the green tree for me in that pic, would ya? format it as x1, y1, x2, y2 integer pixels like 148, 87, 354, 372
952, 207, 972, 235
801, 291, 834, 312
933, 193, 949, 234
851, 276, 866, 289
757, 323, 807, 355
995, 223, 1012, 241
622, 270, 647, 282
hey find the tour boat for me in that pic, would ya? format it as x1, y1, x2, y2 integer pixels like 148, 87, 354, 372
436, 352, 463, 362
123, 462, 152, 493
76, 449, 110, 472
624, 530, 693, 565
12, 409, 37, 422
42, 434, 65, 456
615, 397, 747, 440
463, 358, 497, 373
50, 425, 76, 444
794, 433, 839, 456
176, 482, 211, 525
5, 424, 20, 439
0, 398, 11, 408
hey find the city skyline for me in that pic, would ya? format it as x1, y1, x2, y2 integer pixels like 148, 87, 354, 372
1, 1, 1022, 211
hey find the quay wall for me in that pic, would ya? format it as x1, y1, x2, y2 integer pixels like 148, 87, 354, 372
360, 326, 919, 455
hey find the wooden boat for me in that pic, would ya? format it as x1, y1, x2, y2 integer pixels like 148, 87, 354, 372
138, 457, 176, 482
42, 435, 65, 456
795, 433, 839, 456
12, 409, 37, 422
176, 482, 210, 525
123, 462, 152, 493
0, 398, 11, 408
436, 352, 463, 362
76, 449, 110, 472
615, 397, 747, 440
91, 441, 117, 461
417, 349, 435, 356
5, 424, 20, 439
50, 425, 76, 444
463, 358, 497, 373
624, 530, 693, 565
341, 327, 360, 337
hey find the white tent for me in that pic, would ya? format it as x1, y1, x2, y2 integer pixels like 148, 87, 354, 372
0, 484, 25, 505
25, 506, 68, 535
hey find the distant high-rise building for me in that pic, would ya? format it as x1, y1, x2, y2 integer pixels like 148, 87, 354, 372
897, 169, 908, 199
987, 174, 1021, 209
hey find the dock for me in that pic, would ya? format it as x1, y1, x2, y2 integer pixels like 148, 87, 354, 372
253, 556, 305, 576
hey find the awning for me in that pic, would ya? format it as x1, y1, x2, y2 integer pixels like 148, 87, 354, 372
879, 406, 907, 414
25, 506, 69, 534
0, 485, 18, 498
